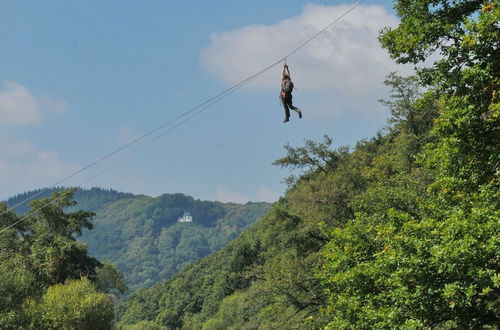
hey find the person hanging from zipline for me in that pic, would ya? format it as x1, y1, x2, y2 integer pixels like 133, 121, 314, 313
280, 63, 302, 123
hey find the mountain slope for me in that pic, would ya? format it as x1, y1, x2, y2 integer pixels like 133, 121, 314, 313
5, 189, 271, 292
117, 44, 498, 328
5, 187, 134, 214
81, 193, 270, 290
115, 136, 371, 328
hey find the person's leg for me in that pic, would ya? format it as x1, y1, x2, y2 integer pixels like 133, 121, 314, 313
282, 99, 290, 122
287, 98, 302, 118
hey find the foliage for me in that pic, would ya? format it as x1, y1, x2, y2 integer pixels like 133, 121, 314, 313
96, 261, 129, 296
117, 2, 499, 323
0, 189, 121, 329
273, 134, 348, 185
5, 186, 134, 214
320, 1, 500, 328
321, 180, 499, 328
116, 139, 368, 328
1, 189, 100, 286
4, 1, 497, 328
115, 68, 439, 328
119, 320, 169, 330
24, 278, 114, 330
5, 189, 270, 292
80, 193, 271, 291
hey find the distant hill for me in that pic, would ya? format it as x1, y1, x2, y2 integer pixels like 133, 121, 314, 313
4, 188, 271, 292
5, 187, 135, 214
81, 193, 271, 291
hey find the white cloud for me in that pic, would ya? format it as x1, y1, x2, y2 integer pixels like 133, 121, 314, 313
214, 185, 281, 204
200, 4, 412, 119
0, 81, 67, 126
214, 187, 251, 204
0, 135, 79, 200
0, 81, 41, 125
0, 82, 72, 199
256, 186, 280, 202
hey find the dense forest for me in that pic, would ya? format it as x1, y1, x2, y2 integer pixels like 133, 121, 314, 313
80, 193, 271, 291
5, 187, 135, 214
117, 1, 499, 329
1, 0, 498, 329
4, 188, 271, 292
0, 189, 270, 328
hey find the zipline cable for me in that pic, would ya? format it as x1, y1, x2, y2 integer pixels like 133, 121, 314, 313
284, 0, 364, 60
0, 63, 267, 234
0, 57, 283, 219
0, 0, 364, 233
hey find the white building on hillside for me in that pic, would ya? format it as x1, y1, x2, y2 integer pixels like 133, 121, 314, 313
177, 212, 193, 223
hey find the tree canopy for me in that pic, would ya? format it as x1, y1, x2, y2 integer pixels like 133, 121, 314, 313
117, 1, 499, 328
0, 189, 125, 329
2, 1, 498, 328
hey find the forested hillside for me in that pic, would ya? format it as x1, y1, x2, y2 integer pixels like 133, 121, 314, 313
5, 189, 271, 292
5, 187, 135, 214
1, 188, 270, 328
117, 1, 499, 328
1, 1, 497, 329
81, 194, 271, 291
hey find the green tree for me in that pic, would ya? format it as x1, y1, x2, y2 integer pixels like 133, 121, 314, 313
25, 278, 114, 330
0, 262, 34, 328
320, 1, 499, 328
113, 3, 498, 328
95, 261, 129, 296
0, 189, 121, 329
19, 189, 101, 287
120, 320, 168, 330
380, 0, 499, 188
273, 135, 348, 185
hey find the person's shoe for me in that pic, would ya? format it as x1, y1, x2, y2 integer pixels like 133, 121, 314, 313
298, 110, 302, 119
283, 118, 289, 123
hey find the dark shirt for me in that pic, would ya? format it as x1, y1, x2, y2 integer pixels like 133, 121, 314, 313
281, 78, 293, 98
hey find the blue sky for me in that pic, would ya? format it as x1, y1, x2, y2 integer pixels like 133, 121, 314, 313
0, 1, 408, 203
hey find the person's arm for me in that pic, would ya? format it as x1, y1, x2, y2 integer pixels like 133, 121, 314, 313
282, 64, 290, 79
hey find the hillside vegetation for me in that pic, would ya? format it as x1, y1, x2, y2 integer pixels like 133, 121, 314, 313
1, 188, 270, 328
117, 1, 499, 328
5, 187, 135, 214
0, 1, 497, 328
81, 194, 271, 291
6, 189, 271, 292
